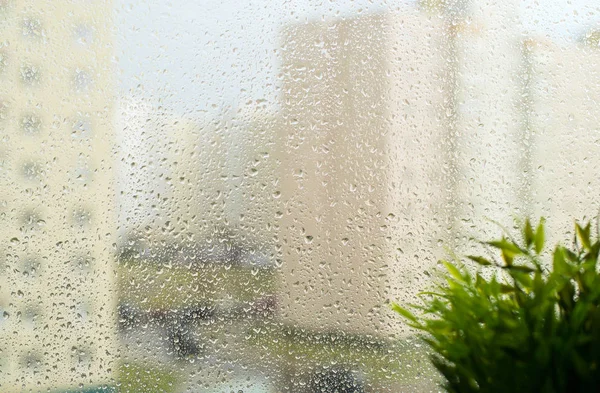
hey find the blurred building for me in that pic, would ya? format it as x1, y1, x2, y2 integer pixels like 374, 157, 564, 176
277, 10, 450, 335
276, 4, 600, 338
0, 1, 117, 391
116, 96, 200, 249
449, 0, 527, 244
527, 39, 600, 244
446, 0, 600, 245
117, 99, 280, 263
115, 99, 281, 330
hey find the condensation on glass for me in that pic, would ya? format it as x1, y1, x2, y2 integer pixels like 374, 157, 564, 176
1, 0, 599, 392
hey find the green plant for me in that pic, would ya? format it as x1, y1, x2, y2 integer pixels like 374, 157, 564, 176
118, 361, 179, 393
393, 218, 600, 392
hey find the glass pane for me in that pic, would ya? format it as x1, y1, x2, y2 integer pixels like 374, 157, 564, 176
1, 0, 599, 392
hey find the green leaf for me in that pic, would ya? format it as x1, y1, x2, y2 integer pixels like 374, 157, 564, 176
443, 260, 465, 282
390, 302, 418, 323
499, 284, 516, 294
487, 238, 523, 256
417, 291, 447, 298
467, 255, 493, 266
571, 351, 590, 376
502, 250, 514, 266
576, 222, 591, 250
392, 217, 600, 392
558, 281, 575, 314
503, 265, 535, 273
570, 301, 590, 329
512, 271, 534, 289
535, 218, 545, 254
486, 238, 525, 267
524, 218, 534, 248
564, 247, 578, 262
553, 246, 570, 276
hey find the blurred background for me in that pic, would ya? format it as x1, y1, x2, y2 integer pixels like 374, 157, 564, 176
1, 0, 600, 391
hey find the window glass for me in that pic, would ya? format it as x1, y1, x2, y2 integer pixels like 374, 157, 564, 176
1, 0, 600, 392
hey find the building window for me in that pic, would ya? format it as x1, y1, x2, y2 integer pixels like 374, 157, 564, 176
20, 257, 41, 279
71, 117, 92, 139
72, 255, 94, 275
20, 211, 44, 232
22, 307, 41, 329
73, 208, 92, 227
74, 301, 92, 323
21, 161, 42, 180
21, 114, 41, 134
0, 0, 10, 19
73, 165, 93, 183
20, 352, 42, 375
74, 24, 94, 45
22, 18, 42, 38
0, 51, 6, 74
20, 64, 41, 86
70, 346, 93, 372
74, 68, 92, 92
0, 305, 8, 328
0, 100, 8, 120
0, 149, 7, 174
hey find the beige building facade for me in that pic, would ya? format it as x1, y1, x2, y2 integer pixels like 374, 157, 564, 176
277, 10, 450, 335
0, 1, 116, 391
276, 5, 600, 337
528, 39, 600, 245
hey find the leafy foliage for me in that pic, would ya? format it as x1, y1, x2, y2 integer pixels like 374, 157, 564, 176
118, 361, 179, 393
393, 218, 600, 392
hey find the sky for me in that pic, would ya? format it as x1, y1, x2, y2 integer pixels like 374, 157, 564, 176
112, 0, 600, 233
114, 0, 600, 117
